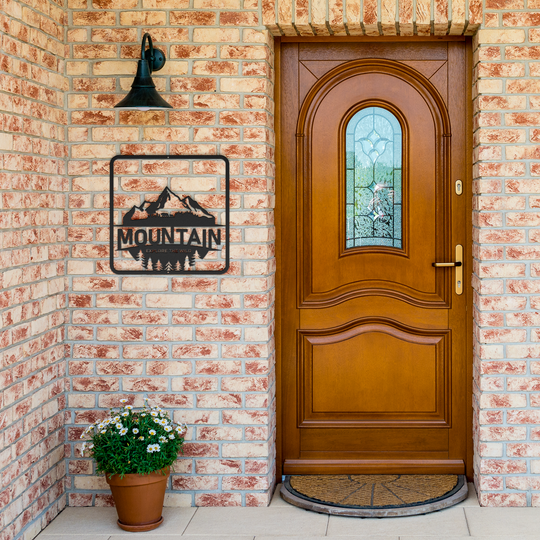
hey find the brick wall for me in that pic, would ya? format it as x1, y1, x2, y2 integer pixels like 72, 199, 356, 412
473, 10, 540, 507
64, 1, 276, 508
4, 0, 540, 522
0, 0, 68, 539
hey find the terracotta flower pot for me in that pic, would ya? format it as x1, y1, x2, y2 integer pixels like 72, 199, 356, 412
105, 468, 170, 532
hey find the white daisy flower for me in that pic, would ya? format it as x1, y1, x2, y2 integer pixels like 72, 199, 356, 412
120, 399, 127, 403
164, 426, 172, 432
100, 430, 106, 434
120, 428, 128, 436
149, 429, 156, 436
116, 423, 123, 430
151, 411, 158, 417
81, 442, 87, 452
125, 405, 133, 410
147, 444, 160, 453
121, 412, 129, 417
159, 436, 167, 443
139, 436, 145, 441
169, 434, 175, 440
113, 416, 120, 422
141, 413, 147, 417
132, 428, 139, 434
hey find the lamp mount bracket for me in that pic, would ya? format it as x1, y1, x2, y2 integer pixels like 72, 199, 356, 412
141, 33, 166, 73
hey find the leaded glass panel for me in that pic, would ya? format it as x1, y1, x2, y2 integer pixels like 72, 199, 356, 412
345, 107, 402, 249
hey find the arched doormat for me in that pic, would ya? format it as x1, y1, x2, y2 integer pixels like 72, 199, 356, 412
281, 474, 468, 517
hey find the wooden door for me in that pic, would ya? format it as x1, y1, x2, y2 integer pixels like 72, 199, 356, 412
279, 41, 471, 476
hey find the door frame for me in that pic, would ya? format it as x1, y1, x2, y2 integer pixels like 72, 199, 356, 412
275, 36, 474, 480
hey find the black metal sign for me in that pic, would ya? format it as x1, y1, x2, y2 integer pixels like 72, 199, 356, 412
109, 155, 230, 275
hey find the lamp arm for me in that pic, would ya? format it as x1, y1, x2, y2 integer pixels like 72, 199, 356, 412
141, 33, 154, 74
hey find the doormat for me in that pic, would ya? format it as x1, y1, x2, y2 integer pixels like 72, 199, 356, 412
281, 474, 468, 517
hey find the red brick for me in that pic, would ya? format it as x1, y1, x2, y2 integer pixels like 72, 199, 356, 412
503, 12, 540, 25
171, 11, 216, 25
96, 361, 143, 375
123, 345, 168, 359
195, 459, 242, 474
480, 459, 527, 474
123, 378, 168, 392
172, 476, 219, 491
480, 493, 527, 507
195, 493, 242, 506
173, 344, 218, 358
196, 361, 242, 374
72, 378, 119, 392
197, 427, 242, 440
73, 345, 119, 359
222, 476, 268, 490
122, 311, 168, 325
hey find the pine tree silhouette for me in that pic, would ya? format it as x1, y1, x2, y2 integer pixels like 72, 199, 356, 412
175, 260, 181, 271
155, 260, 162, 271
165, 261, 173, 273
137, 250, 145, 268
147, 257, 153, 271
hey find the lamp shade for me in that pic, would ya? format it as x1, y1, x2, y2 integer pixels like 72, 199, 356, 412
115, 33, 172, 110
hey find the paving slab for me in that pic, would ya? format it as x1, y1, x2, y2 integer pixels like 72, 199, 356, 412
270, 483, 289, 507
37, 536, 110, 540
184, 507, 328, 536
110, 536, 253, 540
37, 508, 119, 536
38, 507, 196, 536
399, 537, 471, 540
402, 537, 540, 540
465, 507, 540, 537
455, 483, 479, 507
255, 537, 399, 540
327, 507, 469, 536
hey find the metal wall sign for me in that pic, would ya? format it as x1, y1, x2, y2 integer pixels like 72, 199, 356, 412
109, 155, 230, 275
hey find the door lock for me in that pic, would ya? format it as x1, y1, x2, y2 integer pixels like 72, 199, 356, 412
432, 245, 463, 295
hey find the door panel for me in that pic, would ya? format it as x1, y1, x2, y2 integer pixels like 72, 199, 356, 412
302, 323, 447, 421
280, 41, 470, 476
300, 62, 449, 309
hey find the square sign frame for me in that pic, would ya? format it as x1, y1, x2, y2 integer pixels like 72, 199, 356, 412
109, 154, 230, 275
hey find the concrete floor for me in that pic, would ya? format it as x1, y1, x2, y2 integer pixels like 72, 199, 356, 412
36, 483, 540, 539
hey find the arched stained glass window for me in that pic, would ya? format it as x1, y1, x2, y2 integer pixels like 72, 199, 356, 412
345, 106, 402, 249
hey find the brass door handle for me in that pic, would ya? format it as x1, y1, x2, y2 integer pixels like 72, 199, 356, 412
432, 245, 463, 295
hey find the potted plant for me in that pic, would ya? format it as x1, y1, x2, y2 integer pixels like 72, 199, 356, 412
80, 398, 187, 532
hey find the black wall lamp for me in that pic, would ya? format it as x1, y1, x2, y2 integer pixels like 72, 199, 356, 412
115, 33, 172, 110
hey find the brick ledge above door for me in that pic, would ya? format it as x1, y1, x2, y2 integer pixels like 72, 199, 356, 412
262, 0, 482, 37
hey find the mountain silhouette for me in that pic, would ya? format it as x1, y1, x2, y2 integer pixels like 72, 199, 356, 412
123, 187, 216, 226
